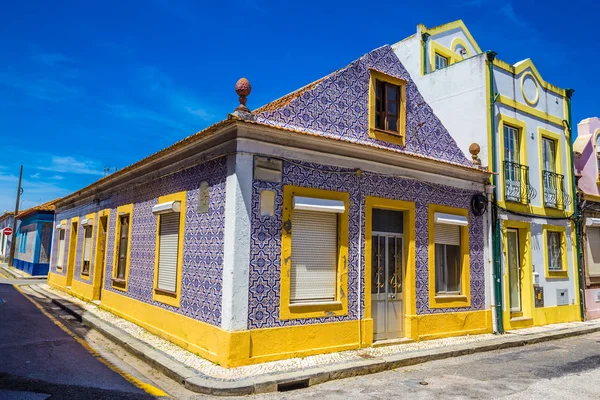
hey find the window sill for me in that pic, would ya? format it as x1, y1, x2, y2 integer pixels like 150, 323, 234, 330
369, 128, 406, 146
111, 278, 127, 291
434, 294, 468, 301
289, 301, 343, 309
547, 270, 568, 279
281, 300, 346, 320
152, 287, 180, 307
430, 294, 471, 308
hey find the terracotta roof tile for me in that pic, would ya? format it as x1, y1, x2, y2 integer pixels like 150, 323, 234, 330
17, 198, 58, 219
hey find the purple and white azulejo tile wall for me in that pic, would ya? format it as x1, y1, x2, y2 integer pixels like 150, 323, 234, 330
248, 159, 485, 329
256, 45, 471, 167
50, 158, 228, 327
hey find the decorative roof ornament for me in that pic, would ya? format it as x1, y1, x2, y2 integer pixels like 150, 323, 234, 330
230, 77, 254, 120
469, 143, 481, 166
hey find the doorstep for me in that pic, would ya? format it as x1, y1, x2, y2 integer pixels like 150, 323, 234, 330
19, 284, 600, 396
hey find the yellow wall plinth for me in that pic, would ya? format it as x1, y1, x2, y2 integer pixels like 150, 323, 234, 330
503, 304, 580, 330
407, 310, 493, 340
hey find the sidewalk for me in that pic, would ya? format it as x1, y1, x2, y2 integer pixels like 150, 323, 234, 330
19, 283, 600, 396
0, 262, 47, 279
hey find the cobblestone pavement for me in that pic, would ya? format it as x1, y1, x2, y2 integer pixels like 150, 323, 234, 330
244, 331, 600, 400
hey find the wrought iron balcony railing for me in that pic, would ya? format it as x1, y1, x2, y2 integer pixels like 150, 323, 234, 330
542, 170, 571, 210
504, 161, 537, 204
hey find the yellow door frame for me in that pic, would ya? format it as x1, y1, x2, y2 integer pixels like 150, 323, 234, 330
92, 209, 111, 301
364, 196, 416, 345
66, 217, 80, 287
502, 220, 534, 329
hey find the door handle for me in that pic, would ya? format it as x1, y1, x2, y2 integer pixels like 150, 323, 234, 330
389, 293, 397, 300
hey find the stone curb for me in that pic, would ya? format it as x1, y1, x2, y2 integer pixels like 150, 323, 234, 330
24, 284, 600, 396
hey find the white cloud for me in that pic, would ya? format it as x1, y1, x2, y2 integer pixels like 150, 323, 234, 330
50, 175, 64, 180
30, 173, 41, 179
38, 156, 105, 176
0, 171, 70, 214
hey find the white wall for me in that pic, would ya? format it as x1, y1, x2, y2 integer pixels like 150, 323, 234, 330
393, 38, 489, 166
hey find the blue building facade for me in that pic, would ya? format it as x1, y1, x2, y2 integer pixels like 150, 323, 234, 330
14, 202, 56, 276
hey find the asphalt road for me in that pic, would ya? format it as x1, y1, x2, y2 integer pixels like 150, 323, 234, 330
245, 331, 600, 400
0, 282, 155, 400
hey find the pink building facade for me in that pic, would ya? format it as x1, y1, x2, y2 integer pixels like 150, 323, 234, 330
574, 117, 600, 320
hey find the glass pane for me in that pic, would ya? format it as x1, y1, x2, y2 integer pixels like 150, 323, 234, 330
376, 98, 382, 113
375, 113, 383, 130
445, 245, 461, 293
386, 84, 398, 101
504, 126, 519, 163
372, 209, 403, 233
435, 244, 445, 293
388, 237, 402, 294
387, 116, 398, 132
547, 231, 562, 271
372, 235, 385, 294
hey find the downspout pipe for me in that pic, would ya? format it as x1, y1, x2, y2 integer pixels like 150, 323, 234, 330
564, 89, 585, 321
487, 50, 504, 334
422, 33, 430, 75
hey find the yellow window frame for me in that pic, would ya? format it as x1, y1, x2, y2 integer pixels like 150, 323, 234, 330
429, 41, 458, 72
594, 129, 600, 185
152, 191, 186, 308
56, 219, 68, 271
66, 216, 80, 287
368, 69, 407, 146
112, 203, 133, 291
428, 204, 471, 308
279, 185, 349, 320
92, 209, 111, 300
79, 212, 96, 280
542, 225, 569, 279
450, 37, 472, 59
498, 115, 528, 206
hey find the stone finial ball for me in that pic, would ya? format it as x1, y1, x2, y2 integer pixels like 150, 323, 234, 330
235, 78, 251, 97
469, 143, 481, 156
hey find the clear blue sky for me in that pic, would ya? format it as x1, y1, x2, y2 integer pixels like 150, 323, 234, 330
0, 0, 595, 213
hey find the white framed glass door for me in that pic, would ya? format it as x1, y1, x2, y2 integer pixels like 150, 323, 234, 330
507, 228, 522, 313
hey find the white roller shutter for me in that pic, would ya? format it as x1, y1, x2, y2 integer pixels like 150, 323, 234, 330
587, 227, 600, 277
434, 223, 460, 246
83, 227, 92, 262
157, 213, 180, 292
57, 230, 66, 267
290, 209, 338, 303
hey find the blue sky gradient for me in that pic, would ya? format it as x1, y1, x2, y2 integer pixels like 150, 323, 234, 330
0, 0, 596, 212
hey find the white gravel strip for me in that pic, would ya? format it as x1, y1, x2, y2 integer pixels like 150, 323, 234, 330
39, 284, 554, 380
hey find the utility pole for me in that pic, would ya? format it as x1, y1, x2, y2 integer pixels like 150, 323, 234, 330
8, 165, 23, 267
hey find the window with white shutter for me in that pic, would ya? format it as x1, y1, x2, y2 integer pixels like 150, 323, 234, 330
434, 222, 462, 294
157, 212, 180, 293
587, 227, 600, 277
290, 209, 338, 303
57, 229, 66, 268
82, 226, 93, 275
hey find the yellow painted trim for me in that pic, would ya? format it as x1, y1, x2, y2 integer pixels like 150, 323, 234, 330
152, 191, 186, 308
501, 220, 534, 329
79, 212, 96, 281
450, 37, 471, 58
542, 225, 569, 279
280, 185, 349, 320
48, 271, 69, 288
364, 197, 416, 342
497, 114, 528, 208
485, 61, 493, 171
368, 69, 407, 146
406, 310, 492, 340
584, 192, 600, 203
520, 71, 539, 106
421, 19, 482, 53
92, 209, 111, 301
112, 203, 133, 292
56, 219, 68, 271
493, 58, 566, 97
428, 204, 471, 308
593, 128, 600, 181
497, 95, 564, 127
66, 216, 80, 287
430, 41, 457, 72
71, 278, 94, 301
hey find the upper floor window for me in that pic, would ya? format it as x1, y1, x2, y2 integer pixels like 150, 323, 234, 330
542, 137, 556, 172
368, 70, 407, 146
504, 125, 520, 163
435, 53, 449, 70
375, 80, 400, 133
57, 229, 66, 269
596, 134, 600, 176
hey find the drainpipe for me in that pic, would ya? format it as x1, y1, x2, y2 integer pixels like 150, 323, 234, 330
487, 51, 504, 334
485, 183, 497, 333
564, 89, 585, 321
422, 33, 430, 75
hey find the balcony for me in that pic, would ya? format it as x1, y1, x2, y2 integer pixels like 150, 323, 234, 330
542, 170, 570, 210
504, 161, 537, 204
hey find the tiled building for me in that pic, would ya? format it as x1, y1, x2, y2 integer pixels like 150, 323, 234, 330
48, 45, 492, 367
13, 200, 56, 276
574, 117, 600, 320
0, 212, 15, 262
395, 20, 580, 331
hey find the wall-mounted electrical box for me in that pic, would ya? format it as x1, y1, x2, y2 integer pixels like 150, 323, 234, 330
557, 289, 569, 306
534, 286, 544, 308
